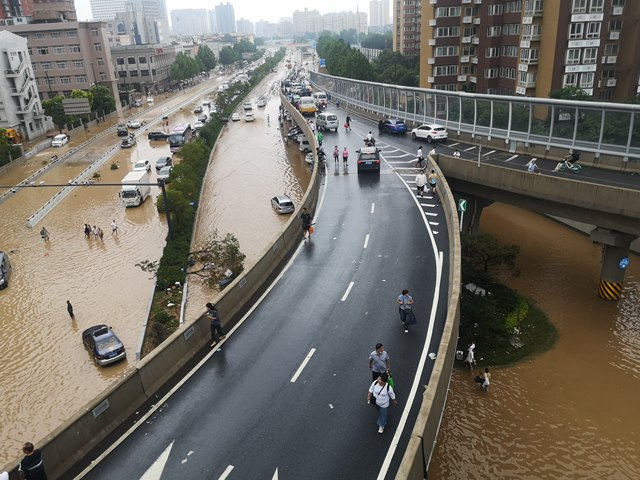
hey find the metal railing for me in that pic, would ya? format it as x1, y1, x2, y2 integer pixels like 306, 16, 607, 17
310, 71, 640, 162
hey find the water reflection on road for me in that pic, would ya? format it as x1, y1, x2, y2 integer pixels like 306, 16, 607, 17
428, 204, 640, 479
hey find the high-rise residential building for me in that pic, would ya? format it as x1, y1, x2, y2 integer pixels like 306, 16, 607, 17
322, 11, 368, 35
236, 18, 253, 35
420, 0, 640, 100
208, 10, 217, 34
170, 8, 209, 36
292, 8, 322, 34
105, 0, 169, 45
393, 0, 420, 56
370, 0, 390, 28
0, 30, 50, 140
215, 2, 235, 34
90, 0, 168, 22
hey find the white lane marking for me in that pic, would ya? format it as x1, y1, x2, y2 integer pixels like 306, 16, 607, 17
370, 203, 375, 214
218, 465, 235, 480
139, 441, 174, 480
433, 231, 439, 235
420, 203, 437, 208
483, 149, 496, 156
429, 222, 439, 226
448, 142, 460, 147
505, 154, 519, 162
290, 348, 316, 383
425, 212, 438, 217
272, 468, 279, 480
384, 154, 413, 159
363, 234, 370, 249
377, 252, 444, 480
74, 136, 334, 479
341, 281, 355, 302
463, 145, 477, 152
387, 159, 419, 165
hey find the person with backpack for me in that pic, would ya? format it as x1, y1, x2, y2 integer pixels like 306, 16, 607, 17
367, 373, 397, 434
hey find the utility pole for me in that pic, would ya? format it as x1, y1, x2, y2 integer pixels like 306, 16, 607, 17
44, 70, 53, 97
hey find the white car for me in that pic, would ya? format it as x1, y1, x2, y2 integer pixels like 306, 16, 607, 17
193, 121, 204, 130
157, 166, 172, 182
146, 97, 154, 103
243, 102, 253, 111
244, 112, 255, 122
257, 98, 266, 107
202, 99, 212, 106
133, 160, 151, 172
126, 120, 142, 129
231, 113, 240, 121
410, 124, 448, 143
51, 134, 68, 147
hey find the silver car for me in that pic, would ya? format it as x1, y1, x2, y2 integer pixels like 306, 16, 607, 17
271, 195, 295, 214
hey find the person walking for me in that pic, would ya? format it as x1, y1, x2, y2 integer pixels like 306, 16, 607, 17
345, 114, 352, 131
475, 367, 491, 391
527, 158, 540, 173
111, 220, 118, 235
19, 442, 48, 480
66, 300, 75, 320
415, 171, 427, 197
342, 147, 349, 165
92, 225, 98, 239
368, 374, 397, 434
369, 343, 391, 382
206, 302, 225, 347
428, 169, 439, 203
416, 146, 424, 168
465, 342, 476, 370
453, 149, 461, 158
300, 207, 312, 241
83, 224, 91, 238
39, 227, 49, 242
397, 289, 414, 333
333, 145, 339, 164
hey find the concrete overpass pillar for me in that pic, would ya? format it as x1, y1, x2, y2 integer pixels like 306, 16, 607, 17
457, 195, 493, 234
590, 228, 637, 301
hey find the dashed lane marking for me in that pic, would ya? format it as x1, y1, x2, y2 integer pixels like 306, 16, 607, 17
505, 154, 519, 162
290, 348, 317, 383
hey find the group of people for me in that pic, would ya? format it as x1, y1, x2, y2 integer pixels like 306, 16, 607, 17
465, 342, 492, 391
83, 220, 117, 240
416, 146, 437, 169
414, 169, 439, 201
332, 146, 350, 165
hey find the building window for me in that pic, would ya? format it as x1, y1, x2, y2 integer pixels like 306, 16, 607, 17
583, 47, 597, 63
488, 4, 503, 15
487, 26, 501, 37
485, 47, 499, 58
73, 60, 84, 68
69, 45, 81, 53
94, 43, 102, 52
435, 27, 460, 37
51, 32, 61, 38
566, 49, 580, 64
66, 30, 77, 38
46, 77, 56, 85
116, 58, 125, 65
484, 68, 499, 78
609, 20, 622, 31
520, 49, 538, 63
586, 22, 601, 38
37, 47, 49, 55
75, 75, 87, 82
580, 72, 594, 88
41, 62, 52, 70
57, 62, 68, 69
140, 69, 149, 76
138, 57, 147, 64
60, 76, 71, 84
435, 6, 461, 17
97, 58, 104, 66
500, 67, 517, 79
435, 46, 459, 56
589, 0, 604, 12
563, 73, 578, 86
502, 24, 520, 36
433, 65, 458, 76
572, 0, 587, 13
129, 70, 139, 77
604, 44, 619, 56
91, 28, 99, 36
599, 90, 612, 101
611, 0, 624, 6
100, 73, 108, 81
569, 23, 583, 39
34, 33, 45, 39
505, 1, 523, 13
127, 57, 136, 64
53, 46, 65, 54
118, 71, 127, 78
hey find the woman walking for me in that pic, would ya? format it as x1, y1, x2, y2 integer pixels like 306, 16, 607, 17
368, 374, 397, 434
342, 147, 349, 165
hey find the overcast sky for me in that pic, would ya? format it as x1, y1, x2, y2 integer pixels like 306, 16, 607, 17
75, 0, 376, 24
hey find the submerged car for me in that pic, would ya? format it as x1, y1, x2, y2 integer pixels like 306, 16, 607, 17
244, 112, 255, 122
82, 325, 126, 366
155, 156, 172, 170
126, 120, 142, 129
410, 124, 448, 143
271, 194, 295, 214
116, 124, 129, 137
120, 135, 136, 148
147, 131, 169, 140
133, 159, 151, 171
157, 165, 172, 182
0, 251, 12, 289
193, 121, 204, 130
257, 98, 267, 107
193, 106, 203, 114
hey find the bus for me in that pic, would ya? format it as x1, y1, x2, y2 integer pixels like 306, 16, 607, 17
169, 124, 193, 152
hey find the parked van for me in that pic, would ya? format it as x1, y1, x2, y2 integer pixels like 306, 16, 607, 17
299, 136, 312, 153
0, 251, 12, 289
313, 91, 328, 106
316, 112, 339, 132
298, 96, 317, 115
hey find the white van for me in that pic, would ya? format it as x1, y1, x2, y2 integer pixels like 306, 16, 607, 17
313, 91, 328, 106
316, 112, 339, 132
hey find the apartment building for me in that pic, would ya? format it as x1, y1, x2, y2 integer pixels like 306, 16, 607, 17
2, 21, 119, 102
421, 0, 640, 100
0, 30, 50, 140
215, 2, 236, 34
170, 9, 209, 36
394, 0, 421, 56
111, 43, 177, 95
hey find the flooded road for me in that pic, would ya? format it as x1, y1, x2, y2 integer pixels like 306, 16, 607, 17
0, 76, 253, 464
428, 204, 640, 479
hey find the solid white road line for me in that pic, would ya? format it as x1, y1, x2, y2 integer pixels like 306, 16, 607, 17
341, 281, 355, 302
483, 150, 496, 156
139, 441, 174, 480
363, 234, 370, 249
464, 145, 477, 152
290, 348, 316, 383
370, 202, 375, 214
218, 465, 235, 480
505, 154, 519, 162
448, 142, 460, 147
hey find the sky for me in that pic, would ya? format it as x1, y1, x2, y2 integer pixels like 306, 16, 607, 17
75, 0, 372, 24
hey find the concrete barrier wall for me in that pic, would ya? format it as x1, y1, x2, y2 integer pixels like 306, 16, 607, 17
397, 158, 462, 478
1, 96, 320, 479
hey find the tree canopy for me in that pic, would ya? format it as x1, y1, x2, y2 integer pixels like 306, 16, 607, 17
196, 44, 217, 71
42, 95, 77, 132
461, 233, 520, 275
89, 85, 116, 115
169, 52, 202, 81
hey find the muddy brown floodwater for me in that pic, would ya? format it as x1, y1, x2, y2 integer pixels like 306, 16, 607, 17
428, 204, 640, 480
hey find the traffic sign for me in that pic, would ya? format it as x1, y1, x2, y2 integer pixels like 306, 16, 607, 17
458, 199, 467, 212
619, 257, 630, 269
319, 58, 326, 68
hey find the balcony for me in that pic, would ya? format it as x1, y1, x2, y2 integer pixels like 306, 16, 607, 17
602, 55, 617, 64
599, 78, 617, 88
519, 79, 536, 88
520, 58, 538, 65
473, 17, 481, 24
474, 0, 482, 3
515, 86, 527, 95
609, 31, 620, 40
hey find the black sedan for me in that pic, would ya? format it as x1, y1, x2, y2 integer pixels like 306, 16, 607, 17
194, 106, 203, 114
82, 325, 126, 366
148, 131, 169, 140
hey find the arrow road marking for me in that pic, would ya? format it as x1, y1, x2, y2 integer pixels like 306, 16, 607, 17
139, 441, 173, 480
291, 348, 316, 383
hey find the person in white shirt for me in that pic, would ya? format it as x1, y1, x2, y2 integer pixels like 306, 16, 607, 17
368, 374, 397, 434
415, 171, 427, 197
453, 149, 461, 158
527, 158, 540, 173
416, 146, 424, 168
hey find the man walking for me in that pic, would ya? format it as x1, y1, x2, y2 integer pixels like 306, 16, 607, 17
397, 289, 414, 333
66, 300, 75, 320
19, 442, 48, 480
369, 343, 391, 382
428, 146, 437, 165
39, 227, 50, 242
300, 207, 312, 240
206, 302, 225, 347
111, 219, 118, 234
415, 170, 427, 197
416, 146, 424, 168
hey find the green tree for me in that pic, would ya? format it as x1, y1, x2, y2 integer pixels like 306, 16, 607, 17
187, 230, 246, 288
234, 39, 256, 55
42, 96, 77, 132
196, 44, 217, 71
218, 46, 237, 65
169, 53, 200, 81
461, 233, 520, 275
549, 86, 593, 101
361, 32, 393, 50
89, 85, 116, 116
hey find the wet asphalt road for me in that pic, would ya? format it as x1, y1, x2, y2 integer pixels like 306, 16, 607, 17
76, 114, 451, 479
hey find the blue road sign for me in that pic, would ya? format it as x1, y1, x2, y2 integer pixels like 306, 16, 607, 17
619, 257, 630, 269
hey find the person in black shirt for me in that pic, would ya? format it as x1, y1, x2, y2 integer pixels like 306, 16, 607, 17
300, 208, 312, 240
19, 442, 47, 480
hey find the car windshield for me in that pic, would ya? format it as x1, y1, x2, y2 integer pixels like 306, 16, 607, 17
122, 190, 137, 198
134, 162, 146, 168
96, 335, 120, 352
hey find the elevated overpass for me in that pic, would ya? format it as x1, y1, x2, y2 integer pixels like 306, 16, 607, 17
310, 72, 639, 300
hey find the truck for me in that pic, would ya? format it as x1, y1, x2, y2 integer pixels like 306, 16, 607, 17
120, 170, 151, 207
